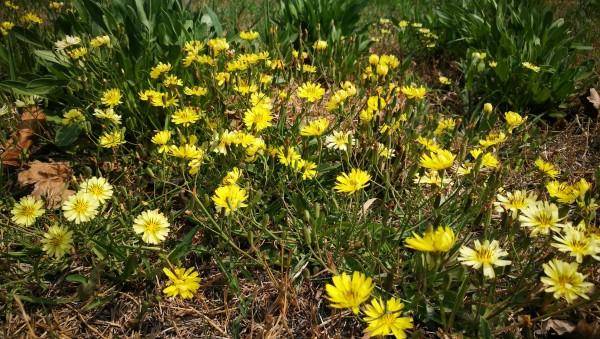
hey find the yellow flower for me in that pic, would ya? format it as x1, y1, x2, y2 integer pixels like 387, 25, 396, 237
1, 21, 15, 36
90, 35, 110, 48
243, 104, 273, 132
334, 168, 371, 195
79, 176, 113, 205
419, 149, 455, 171
239, 30, 260, 41
325, 131, 354, 151
401, 85, 426, 100
552, 224, 600, 263
483, 103, 494, 114
535, 158, 559, 178
184, 86, 208, 96
67, 47, 88, 60
93, 107, 121, 125
494, 190, 537, 217
541, 259, 593, 303
438, 76, 450, 85
212, 184, 248, 215
519, 201, 563, 237
170, 144, 204, 159
481, 152, 500, 169
300, 118, 329, 137
207, 38, 229, 54
163, 74, 183, 87
479, 131, 506, 148
363, 297, 413, 338
413, 170, 452, 186
313, 40, 328, 50
11, 196, 45, 226
297, 82, 325, 102
41, 225, 73, 258
171, 107, 201, 126
101, 88, 122, 107
458, 239, 511, 278
325, 272, 374, 314
223, 167, 242, 185
504, 111, 525, 131
546, 180, 588, 204
377, 143, 396, 159
433, 117, 455, 136
522, 61, 541, 72
150, 62, 172, 79
416, 137, 441, 152
163, 267, 201, 299
277, 147, 302, 169
132, 209, 170, 244
405, 226, 455, 253
62, 192, 99, 224
22, 12, 44, 25
99, 129, 126, 148
151, 130, 172, 153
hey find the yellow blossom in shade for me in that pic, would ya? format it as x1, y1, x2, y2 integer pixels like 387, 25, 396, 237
277, 147, 302, 169
334, 168, 371, 195
433, 117, 455, 136
413, 170, 452, 186
79, 176, 113, 205
377, 143, 396, 159
240, 30, 259, 41
93, 107, 121, 125
419, 149, 455, 171
300, 118, 329, 137
481, 152, 500, 169
132, 209, 170, 244
483, 103, 494, 114
184, 86, 208, 96
519, 201, 563, 236
150, 62, 171, 79
151, 130, 172, 153
458, 239, 511, 278
171, 107, 201, 126
297, 82, 325, 102
325, 272, 374, 314
99, 129, 126, 148
363, 297, 413, 339
170, 144, 204, 159
522, 62, 541, 72
405, 226, 455, 253
401, 85, 426, 100
541, 259, 593, 303
535, 158, 559, 178
552, 224, 600, 263
90, 35, 110, 48
1, 21, 15, 35
243, 104, 273, 132
212, 184, 249, 215
504, 111, 525, 131
367, 96, 387, 112
207, 38, 229, 54
222, 167, 242, 185
416, 136, 441, 152
313, 40, 328, 50
101, 88, 122, 107
11, 196, 45, 226
494, 190, 537, 217
68, 47, 88, 60
163, 74, 183, 87
41, 225, 73, 258
545, 180, 587, 204
62, 192, 99, 224
325, 131, 354, 151
479, 131, 507, 148
162, 267, 201, 299
22, 12, 44, 24
438, 76, 451, 85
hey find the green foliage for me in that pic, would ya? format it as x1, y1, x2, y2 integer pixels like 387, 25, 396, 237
433, 0, 595, 115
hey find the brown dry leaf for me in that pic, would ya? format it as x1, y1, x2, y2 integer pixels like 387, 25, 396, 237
17, 161, 74, 209
1, 128, 34, 166
545, 319, 576, 335
21, 106, 46, 125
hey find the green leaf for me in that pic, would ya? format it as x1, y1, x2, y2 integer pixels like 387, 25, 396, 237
168, 224, 201, 261
34, 50, 70, 67
54, 124, 82, 147
66, 274, 88, 284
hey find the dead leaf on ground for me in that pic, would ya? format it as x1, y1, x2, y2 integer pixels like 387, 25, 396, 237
543, 319, 576, 336
18, 161, 74, 209
0, 106, 46, 167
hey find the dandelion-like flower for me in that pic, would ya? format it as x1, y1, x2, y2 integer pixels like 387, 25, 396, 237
243, 104, 273, 132
101, 88, 122, 107
325, 131, 354, 151
494, 190, 537, 217
541, 259, 593, 303
99, 129, 126, 148
240, 30, 259, 41
552, 224, 600, 263
151, 130, 172, 153
405, 226, 455, 253
41, 225, 73, 258
419, 149, 455, 171
334, 168, 371, 195
458, 239, 511, 278
297, 82, 325, 102
132, 209, 170, 244
534, 158, 559, 178
212, 184, 249, 215
363, 297, 413, 338
162, 267, 201, 299
171, 107, 201, 126
504, 111, 525, 131
300, 118, 329, 137
519, 201, 563, 236
401, 85, 426, 100
11, 196, 45, 226
62, 192, 99, 224
325, 271, 374, 314
79, 176, 113, 205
